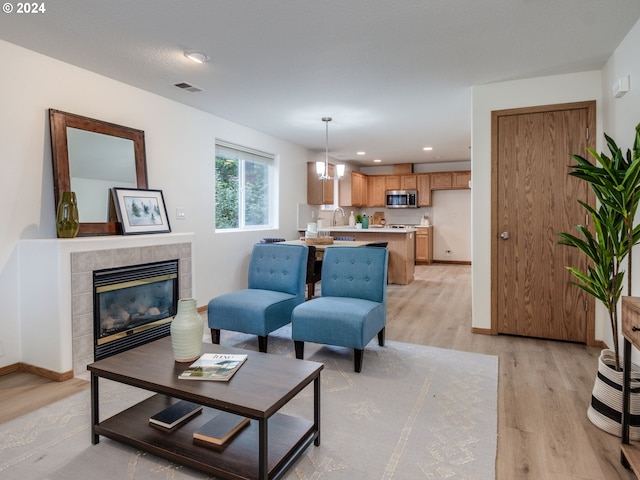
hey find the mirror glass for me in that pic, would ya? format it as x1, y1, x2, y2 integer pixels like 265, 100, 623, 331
49, 109, 148, 236
67, 127, 138, 222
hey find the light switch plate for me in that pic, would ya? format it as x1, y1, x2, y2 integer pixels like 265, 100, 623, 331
176, 207, 186, 220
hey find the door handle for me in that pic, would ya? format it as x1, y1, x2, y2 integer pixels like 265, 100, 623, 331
500, 231, 510, 240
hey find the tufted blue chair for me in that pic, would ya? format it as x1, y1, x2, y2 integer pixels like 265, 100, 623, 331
291, 246, 388, 372
208, 243, 308, 352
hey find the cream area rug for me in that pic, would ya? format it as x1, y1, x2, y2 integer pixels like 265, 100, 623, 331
0, 326, 498, 479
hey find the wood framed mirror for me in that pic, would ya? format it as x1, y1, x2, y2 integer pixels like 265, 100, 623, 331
49, 109, 148, 236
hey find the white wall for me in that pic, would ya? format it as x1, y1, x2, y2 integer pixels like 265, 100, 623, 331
430, 190, 470, 262
0, 39, 310, 368
471, 70, 603, 331
601, 19, 640, 354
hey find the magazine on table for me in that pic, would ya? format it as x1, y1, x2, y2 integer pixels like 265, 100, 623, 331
178, 353, 248, 381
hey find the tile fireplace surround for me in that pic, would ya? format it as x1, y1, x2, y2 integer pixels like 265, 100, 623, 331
19, 233, 194, 379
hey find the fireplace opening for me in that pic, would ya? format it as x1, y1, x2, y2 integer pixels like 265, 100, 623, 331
93, 260, 178, 360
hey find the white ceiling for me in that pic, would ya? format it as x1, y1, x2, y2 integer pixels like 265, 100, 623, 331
1, 1, 639, 166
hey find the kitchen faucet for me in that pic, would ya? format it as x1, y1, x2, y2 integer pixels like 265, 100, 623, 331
333, 207, 346, 226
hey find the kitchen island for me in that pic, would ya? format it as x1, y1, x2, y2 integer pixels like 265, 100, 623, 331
320, 226, 415, 285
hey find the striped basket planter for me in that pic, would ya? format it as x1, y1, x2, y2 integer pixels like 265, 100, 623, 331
587, 349, 640, 440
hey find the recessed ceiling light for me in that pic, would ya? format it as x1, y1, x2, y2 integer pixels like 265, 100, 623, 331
357, 151, 366, 155
423, 147, 433, 151
373, 159, 382, 163
184, 51, 210, 64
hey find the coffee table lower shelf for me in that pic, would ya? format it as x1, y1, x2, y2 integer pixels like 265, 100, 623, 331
94, 394, 316, 480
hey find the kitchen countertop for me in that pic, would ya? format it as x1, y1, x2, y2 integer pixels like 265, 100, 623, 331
320, 226, 417, 233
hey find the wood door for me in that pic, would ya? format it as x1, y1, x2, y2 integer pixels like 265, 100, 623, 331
491, 101, 595, 343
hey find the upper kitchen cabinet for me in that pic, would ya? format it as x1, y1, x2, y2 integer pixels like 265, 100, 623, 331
367, 175, 386, 207
351, 171, 368, 206
307, 162, 335, 204
453, 171, 471, 189
430, 172, 452, 190
386, 175, 401, 190
401, 174, 417, 190
430, 171, 471, 190
393, 163, 413, 174
417, 174, 431, 206
387, 174, 417, 190
338, 170, 367, 207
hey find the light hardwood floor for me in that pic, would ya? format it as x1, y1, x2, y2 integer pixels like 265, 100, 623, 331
0, 264, 633, 479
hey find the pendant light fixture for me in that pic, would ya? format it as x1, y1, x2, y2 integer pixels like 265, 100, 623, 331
316, 117, 345, 181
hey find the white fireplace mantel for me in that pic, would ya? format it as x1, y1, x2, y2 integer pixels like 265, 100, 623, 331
18, 233, 195, 378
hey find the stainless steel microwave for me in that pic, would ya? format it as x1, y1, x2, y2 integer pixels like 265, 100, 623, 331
386, 190, 418, 208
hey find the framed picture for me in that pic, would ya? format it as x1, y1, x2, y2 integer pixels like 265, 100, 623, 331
112, 188, 171, 235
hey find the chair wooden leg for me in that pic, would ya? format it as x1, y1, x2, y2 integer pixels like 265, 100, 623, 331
378, 327, 385, 346
258, 335, 268, 353
211, 328, 220, 345
354, 349, 363, 373
294, 341, 304, 359
306, 282, 316, 301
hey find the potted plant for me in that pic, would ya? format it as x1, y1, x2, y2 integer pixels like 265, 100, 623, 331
355, 214, 363, 229
557, 123, 640, 438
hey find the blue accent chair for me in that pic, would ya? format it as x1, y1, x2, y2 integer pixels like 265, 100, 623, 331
208, 243, 309, 353
291, 246, 388, 372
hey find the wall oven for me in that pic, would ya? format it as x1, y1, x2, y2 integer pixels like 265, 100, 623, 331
386, 190, 418, 208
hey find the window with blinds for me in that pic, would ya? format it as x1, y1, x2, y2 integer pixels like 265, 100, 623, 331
215, 141, 276, 231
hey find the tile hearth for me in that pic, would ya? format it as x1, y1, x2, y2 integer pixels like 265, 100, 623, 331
71, 243, 192, 377
19, 233, 195, 379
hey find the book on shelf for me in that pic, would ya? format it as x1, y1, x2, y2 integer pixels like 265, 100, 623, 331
148, 400, 203, 430
193, 411, 250, 447
178, 353, 248, 381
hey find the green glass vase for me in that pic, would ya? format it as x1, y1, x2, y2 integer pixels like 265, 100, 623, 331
56, 191, 80, 238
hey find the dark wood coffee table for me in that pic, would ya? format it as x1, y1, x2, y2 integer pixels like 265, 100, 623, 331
87, 337, 323, 480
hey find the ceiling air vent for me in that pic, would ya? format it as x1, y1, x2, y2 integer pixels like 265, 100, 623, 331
174, 82, 203, 93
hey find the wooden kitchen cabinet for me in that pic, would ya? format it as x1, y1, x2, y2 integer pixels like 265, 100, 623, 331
393, 163, 413, 174
431, 172, 452, 190
401, 174, 417, 190
453, 171, 471, 189
386, 175, 401, 190
351, 171, 368, 206
417, 174, 431, 206
367, 175, 386, 207
386, 174, 416, 190
430, 171, 471, 190
415, 226, 433, 264
307, 162, 334, 204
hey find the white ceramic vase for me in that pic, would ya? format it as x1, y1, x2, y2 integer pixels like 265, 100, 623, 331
170, 298, 204, 362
